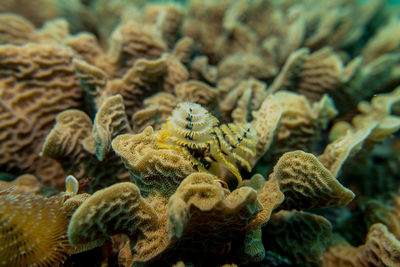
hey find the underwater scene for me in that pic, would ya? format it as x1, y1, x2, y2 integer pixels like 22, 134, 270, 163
1, 0, 400, 266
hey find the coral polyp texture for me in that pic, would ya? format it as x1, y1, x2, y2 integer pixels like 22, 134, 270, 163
112, 126, 194, 197
0, 44, 82, 188
272, 150, 355, 210
1, 0, 400, 266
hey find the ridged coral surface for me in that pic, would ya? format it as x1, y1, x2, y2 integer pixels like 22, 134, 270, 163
167, 172, 264, 262
92, 94, 132, 161
323, 223, 400, 267
41, 107, 130, 192
0, 44, 82, 188
272, 150, 355, 210
1, 0, 400, 266
112, 126, 194, 197
68, 182, 160, 245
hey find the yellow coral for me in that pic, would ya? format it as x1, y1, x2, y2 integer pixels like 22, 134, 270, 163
112, 126, 194, 197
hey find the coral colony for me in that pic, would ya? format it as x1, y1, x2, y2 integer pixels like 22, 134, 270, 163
1, 0, 400, 266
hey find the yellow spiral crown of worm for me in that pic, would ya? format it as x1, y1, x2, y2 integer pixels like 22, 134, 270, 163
156, 102, 257, 185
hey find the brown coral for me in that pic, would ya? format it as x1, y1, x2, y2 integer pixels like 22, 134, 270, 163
68, 182, 170, 264
354, 86, 400, 142
66, 19, 169, 80
72, 58, 110, 112
266, 45, 397, 115
318, 122, 377, 177
110, 22, 167, 77
68, 182, 166, 254
0, 14, 37, 45
182, 0, 229, 63
296, 47, 362, 103
143, 3, 184, 48
249, 95, 282, 166
0, 44, 83, 188
175, 81, 220, 114
64, 170, 285, 266
266, 91, 337, 161
172, 37, 194, 65
163, 54, 190, 94
217, 53, 274, 84
266, 48, 309, 95
220, 79, 267, 124
190, 56, 218, 84
131, 93, 178, 133
362, 17, 400, 63
40, 106, 129, 192
66, 33, 114, 77
263, 210, 332, 265
319, 86, 400, 197
74, 53, 187, 120
167, 172, 264, 262
108, 56, 168, 117
0, 190, 69, 266
92, 94, 132, 161
0, 13, 70, 46
0, 0, 58, 27
112, 126, 194, 197
245, 175, 284, 230
271, 150, 355, 210
323, 223, 400, 267
1, 1, 399, 267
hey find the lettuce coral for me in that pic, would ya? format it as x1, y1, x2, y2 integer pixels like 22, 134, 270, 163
112, 126, 194, 197
67, 171, 283, 266
40, 97, 131, 192
1, 0, 400, 266
0, 190, 69, 266
323, 223, 400, 267
64, 146, 354, 266
272, 150, 355, 210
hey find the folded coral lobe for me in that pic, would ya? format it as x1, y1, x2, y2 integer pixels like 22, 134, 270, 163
273, 150, 355, 210
0, 43, 82, 188
112, 126, 195, 197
